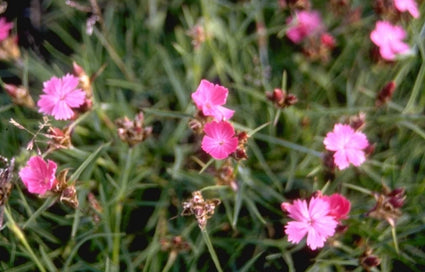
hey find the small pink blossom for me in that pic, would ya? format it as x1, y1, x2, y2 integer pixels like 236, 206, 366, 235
370, 21, 410, 61
191, 79, 234, 121
19, 156, 57, 195
0, 17, 13, 42
322, 193, 351, 221
394, 0, 419, 18
281, 197, 338, 250
201, 121, 238, 160
37, 74, 86, 120
323, 124, 369, 170
286, 10, 324, 43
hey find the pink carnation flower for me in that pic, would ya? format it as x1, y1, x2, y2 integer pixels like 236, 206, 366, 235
323, 124, 369, 170
37, 74, 86, 120
370, 21, 410, 61
322, 193, 351, 221
191, 79, 234, 121
19, 156, 57, 195
394, 0, 420, 18
281, 197, 338, 250
0, 17, 13, 42
201, 121, 238, 160
286, 10, 324, 44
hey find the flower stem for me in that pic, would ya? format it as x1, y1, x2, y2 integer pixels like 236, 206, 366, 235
201, 229, 223, 272
391, 226, 400, 255
4, 207, 46, 272
112, 147, 134, 270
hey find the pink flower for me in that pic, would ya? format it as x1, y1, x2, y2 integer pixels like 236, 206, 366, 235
191, 79, 234, 121
370, 21, 410, 61
281, 197, 338, 250
286, 10, 324, 43
323, 124, 369, 170
0, 17, 13, 42
37, 74, 86, 120
394, 0, 419, 18
19, 156, 57, 195
201, 121, 238, 160
322, 193, 351, 221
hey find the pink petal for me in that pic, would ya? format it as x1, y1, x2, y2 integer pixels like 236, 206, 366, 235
309, 197, 330, 220
18, 156, 57, 195
345, 148, 366, 166
61, 74, 80, 92
64, 89, 86, 108
52, 100, 75, 120
286, 199, 310, 222
306, 227, 325, 250
333, 150, 350, 170
285, 221, 310, 244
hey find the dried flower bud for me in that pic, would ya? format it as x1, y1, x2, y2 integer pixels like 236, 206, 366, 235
0, 35, 20, 61
215, 159, 238, 191
47, 127, 72, 150
3, 83, 35, 108
181, 191, 221, 230
376, 81, 396, 107
115, 112, 152, 147
349, 112, 366, 131
360, 248, 381, 270
187, 22, 206, 49
367, 185, 405, 227
160, 236, 190, 252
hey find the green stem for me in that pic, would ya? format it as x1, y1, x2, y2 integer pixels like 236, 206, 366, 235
201, 229, 223, 272
4, 207, 46, 272
392, 226, 400, 255
161, 251, 177, 272
112, 147, 134, 270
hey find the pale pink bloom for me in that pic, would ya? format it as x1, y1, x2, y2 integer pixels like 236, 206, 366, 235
37, 74, 86, 120
322, 193, 351, 221
370, 21, 410, 61
19, 156, 57, 195
0, 17, 13, 42
281, 197, 338, 250
201, 121, 238, 160
286, 10, 324, 43
192, 79, 234, 121
394, 0, 420, 18
323, 124, 369, 170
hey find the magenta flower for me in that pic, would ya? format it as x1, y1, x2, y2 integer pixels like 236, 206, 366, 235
286, 10, 324, 44
201, 121, 238, 160
19, 156, 57, 195
323, 124, 369, 170
394, 0, 419, 18
370, 21, 410, 61
37, 74, 86, 120
191, 79, 234, 121
0, 17, 13, 42
322, 193, 351, 221
281, 197, 338, 250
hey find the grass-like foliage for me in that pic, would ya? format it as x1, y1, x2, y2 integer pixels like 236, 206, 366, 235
1, 0, 425, 271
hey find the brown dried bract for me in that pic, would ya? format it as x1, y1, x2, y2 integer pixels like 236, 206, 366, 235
181, 191, 221, 230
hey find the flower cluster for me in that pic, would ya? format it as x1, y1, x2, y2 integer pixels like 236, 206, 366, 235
281, 193, 351, 250
370, 0, 419, 61
191, 79, 243, 160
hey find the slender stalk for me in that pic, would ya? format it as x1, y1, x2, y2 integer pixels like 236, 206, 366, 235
391, 226, 400, 255
4, 207, 46, 272
161, 251, 177, 272
201, 229, 223, 272
111, 147, 134, 271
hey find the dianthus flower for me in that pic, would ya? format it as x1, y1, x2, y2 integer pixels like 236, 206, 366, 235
286, 10, 324, 44
394, 0, 419, 18
281, 197, 338, 250
37, 74, 86, 120
0, 17, 13, 42
19, 156, 57, 195
201, 121, 238, 160
191, 79, 234, 121
322, 193, 351, 222
370, 21, 410, 61
323, 124, 369, 170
